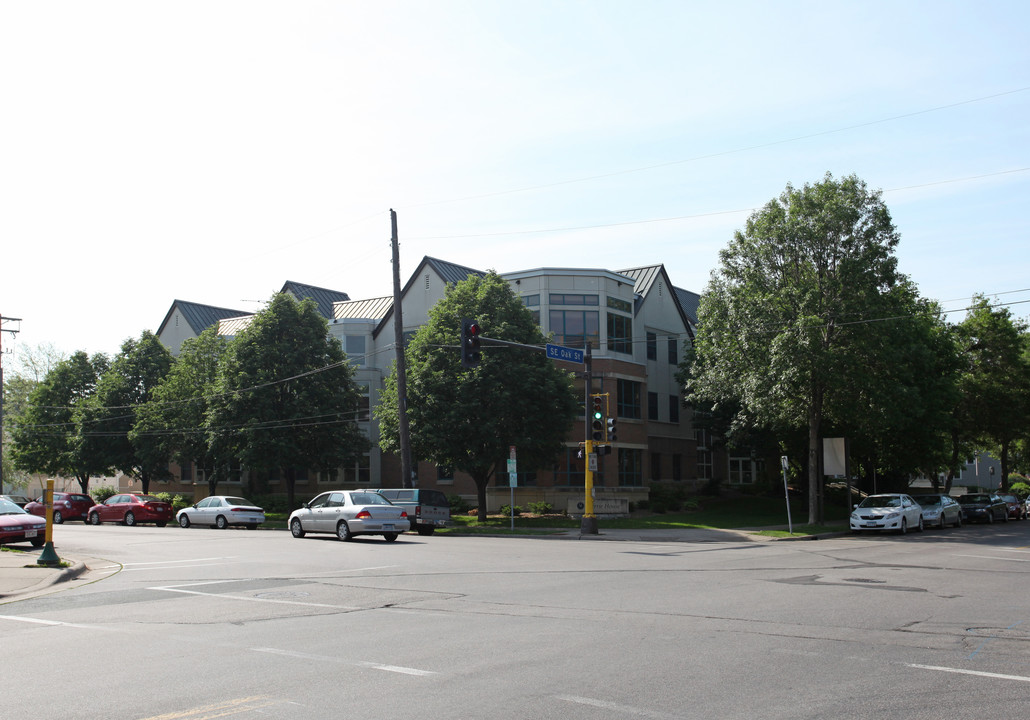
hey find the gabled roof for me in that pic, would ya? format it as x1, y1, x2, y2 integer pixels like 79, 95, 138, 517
618, 265, 695, 340
372, 256, 486, 338
280, 281, 350, 319
334, 296, 393, 321
673, 287, 700, 326
157, 300, 252, 337
218, 315, 254, 336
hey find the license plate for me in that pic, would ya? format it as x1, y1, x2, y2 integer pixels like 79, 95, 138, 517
26, 529, 38, 538
383, 524, 394, 531
862, 523, 879, 528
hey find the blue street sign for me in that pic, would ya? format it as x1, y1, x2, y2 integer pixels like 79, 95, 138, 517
546, 343, 585, 364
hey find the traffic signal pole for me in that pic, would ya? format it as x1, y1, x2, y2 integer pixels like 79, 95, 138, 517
582, 344, 598, 534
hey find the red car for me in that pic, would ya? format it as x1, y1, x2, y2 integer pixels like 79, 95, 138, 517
999, 494, 1026, 520
0, 497, 47, 547
25, 492, 94, 524
87, 494, 173, 527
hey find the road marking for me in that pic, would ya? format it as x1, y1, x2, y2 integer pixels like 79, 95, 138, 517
253, 648, 436, 676
149, 582, 359, 609
954, 554, 1030, 562
908, 664, 1030, 683
557, 695, 684, 718
138, 695, 276, 719
0, 614, 99, 630
124, 557, 237, 566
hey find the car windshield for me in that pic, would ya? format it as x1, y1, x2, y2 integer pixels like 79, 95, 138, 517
999, 495, 1018, 503
911, 496, 940, 507
0, 498, 27, 514
959, 495, 989, 503
225, 497, 256, 506
859, 496, 903, 508
137, 495, 163, 502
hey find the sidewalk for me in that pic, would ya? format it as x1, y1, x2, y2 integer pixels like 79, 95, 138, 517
0, 546, 91, 602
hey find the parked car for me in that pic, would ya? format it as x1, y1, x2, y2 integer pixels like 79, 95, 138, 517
289, 490, 409, 542
850, 493, 924, 534
366, 488, 450, 535
87, 494, 173, 527
997, 494, 1026, 520
910, 494, 963, 529
956, 493, 1009, 524
177, 496, 265, 529
25, 492, 94, 524
0, 494, 32, 508
0, 497, 47, 547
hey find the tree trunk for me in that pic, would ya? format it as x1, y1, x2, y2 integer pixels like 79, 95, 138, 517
285, 467, 297, 508
475, 474, 489, 522
807, 387, 823, 525
76, 473, 90, 495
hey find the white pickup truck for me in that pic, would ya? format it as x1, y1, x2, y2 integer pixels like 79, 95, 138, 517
372, 489, 451, 536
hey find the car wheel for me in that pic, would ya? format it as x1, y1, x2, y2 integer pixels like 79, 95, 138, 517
179, 514, 191, 528
156, 522, 167, 527
89, 511, 101, 525
954, 512, 962, 528
124, 511, 136, 527
417, 526, 435, 536
1002, 511, 1009, 523
938, 514, 946, 530
31, 537, 45, 547
899, 517, 907, 535
290, 518, 305, 538
986, 512, 994, 524
246, 524, 257, 530
336, 521, 352, 541
53, 510, 64, 524
216, 515, 228, 530
917, 516, 924, 532
384, 532, 399, 542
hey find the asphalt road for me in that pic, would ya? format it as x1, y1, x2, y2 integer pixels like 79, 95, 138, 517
3, 521, 1030, 719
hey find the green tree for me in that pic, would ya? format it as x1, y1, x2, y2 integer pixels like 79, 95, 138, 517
953, 296, 1030, 491
132, 327, 231, 495
375, 272, 580, 520
78, 331, 175, 494
11, 351, 111, 493
687, 173, 909, 524
207, 293, 368, 507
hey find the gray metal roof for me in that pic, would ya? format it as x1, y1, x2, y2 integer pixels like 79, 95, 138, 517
618, 264, 695, 340
159, 300, 252, 337
280, 281, 350, 318
674, 287, 700, 326
423, 257, 486, 286
334, 296, 393, 320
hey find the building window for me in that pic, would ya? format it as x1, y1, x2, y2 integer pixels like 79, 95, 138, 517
549, 310, 599, 349
648, 391, 659, 421
437, 465, 454, 485
729, 457, 756, 484
180, 461, 193, 482
650, 452, 662, 481
668, 337, 678, 364
668, 395, 680, 423
550, 293, 598, 306
345, 335, 366, 366
607, 296, 632, 313
607, 313, 632, 355
696, 428, 713, 480
522, 294, 540, 307
342, 454, 371, 485
617, 379, 642, 419
356, 380, 370, 421
672, 454, 682, 482
618, 448, 643, 487
646, 332, 657, 360
554, 447, 586, 487
319, 468, 338, 484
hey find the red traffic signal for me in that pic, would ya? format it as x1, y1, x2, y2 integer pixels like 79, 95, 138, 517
461, 319, 482, 367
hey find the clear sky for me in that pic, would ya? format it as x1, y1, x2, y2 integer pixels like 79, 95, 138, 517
2, 1, 1028, 362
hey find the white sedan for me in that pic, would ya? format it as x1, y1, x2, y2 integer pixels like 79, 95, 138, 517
177, 496, 265, 529
289, 490, 409, 542
850, 493, 924, 534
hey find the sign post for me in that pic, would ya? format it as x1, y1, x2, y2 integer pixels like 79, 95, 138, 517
780, 455, 793, 535
508, 446, 517, 531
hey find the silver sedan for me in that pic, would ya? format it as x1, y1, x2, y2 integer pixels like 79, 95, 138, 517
177, 496, 265, 529
289, 490, 409, 542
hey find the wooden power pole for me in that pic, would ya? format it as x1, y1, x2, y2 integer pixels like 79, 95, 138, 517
390, 211, 415, 488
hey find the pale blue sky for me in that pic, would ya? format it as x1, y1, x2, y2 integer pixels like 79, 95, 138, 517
2, 1, 1028, 359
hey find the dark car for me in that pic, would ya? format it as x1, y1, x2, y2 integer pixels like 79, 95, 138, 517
998, 494, 1026, 520
25, 492, 94, 524
0, 497, 47, 547
911, 494, 963, 529
87, 493, 173, 527
956, 493, 1009, 524
0, 494, 32, 508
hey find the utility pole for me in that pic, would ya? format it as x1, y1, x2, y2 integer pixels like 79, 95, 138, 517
0, 314, 22, 496
581, 343, 598, 534
390, 210, 415, 488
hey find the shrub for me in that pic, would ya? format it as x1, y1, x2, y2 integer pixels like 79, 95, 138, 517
527, 501, 554, 515
448, 494, 471, 514
90, 486, 118, 503
648, 483, 691, 514
1010, 480, 1030, 500
154, 492, 192, 513
499, 504, 523, 516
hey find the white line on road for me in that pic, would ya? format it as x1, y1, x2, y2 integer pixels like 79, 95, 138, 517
557, 695, 686, 718
123, 557, 237, 566
149, 583, 360, 609
908, 664, 1030, 683
0, 614, 100, 630
252, 648, 436, 676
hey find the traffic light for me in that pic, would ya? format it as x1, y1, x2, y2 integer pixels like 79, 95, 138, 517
605, 416, 617, 443
460, 318, 481, 367
591, 394, 604, 441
